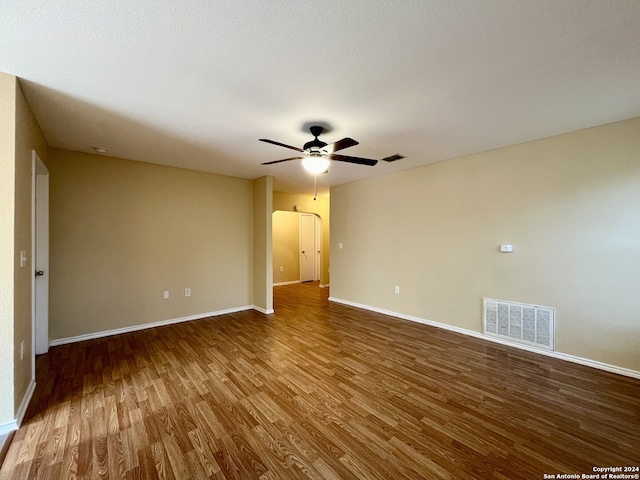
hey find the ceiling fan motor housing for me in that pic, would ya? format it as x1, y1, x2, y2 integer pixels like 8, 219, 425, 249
304, 126, 327, 151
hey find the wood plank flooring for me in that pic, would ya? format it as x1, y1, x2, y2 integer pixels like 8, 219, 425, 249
1, 282, 639, 479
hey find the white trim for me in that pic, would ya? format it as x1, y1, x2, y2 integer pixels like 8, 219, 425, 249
0, 430, 15, 459
0, 378, 36, 435
253, 305, 275, 314
273, 281, 330, 288
50, 306, 254, 346
328, 297, 640, 380
32, 150, 51, 383
0, 420, 18, 436
273, 280, 330, 289
15, 379, 35, 427
273, 280, 301, 286
31, 153, 36, 378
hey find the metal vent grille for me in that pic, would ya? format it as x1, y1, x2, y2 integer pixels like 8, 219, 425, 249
483, 298, 555, 351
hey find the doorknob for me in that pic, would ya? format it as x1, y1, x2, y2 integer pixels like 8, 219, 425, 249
35, 270, 44, 276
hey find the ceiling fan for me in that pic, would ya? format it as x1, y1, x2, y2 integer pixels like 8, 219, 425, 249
259, 126, 404, 174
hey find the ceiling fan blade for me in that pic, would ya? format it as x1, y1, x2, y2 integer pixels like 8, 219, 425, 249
261, 156, 304, 165
323, 137, 359, 153
329, 153, 378, 166
259, 139, 304, 152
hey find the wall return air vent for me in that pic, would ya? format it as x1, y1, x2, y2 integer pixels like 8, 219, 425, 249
483, 298, 555, 351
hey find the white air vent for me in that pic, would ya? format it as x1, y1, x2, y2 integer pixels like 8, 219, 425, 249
483, 298, 555, 351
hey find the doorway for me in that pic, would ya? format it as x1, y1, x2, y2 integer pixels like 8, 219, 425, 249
272, 211, 322, 285
32, 151, 49, 363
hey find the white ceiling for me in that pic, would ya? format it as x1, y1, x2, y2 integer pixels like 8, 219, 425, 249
1, 1, 639, 195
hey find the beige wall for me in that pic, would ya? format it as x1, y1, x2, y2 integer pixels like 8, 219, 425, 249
331, 117, 640, 372
48, 149, 253, 340
0, 73, 47, 426
14, 80, 48, 410
272, 211, 300, 284
252, 176, 273, 312
273, 192, 330, 286
0, 73, 17, 424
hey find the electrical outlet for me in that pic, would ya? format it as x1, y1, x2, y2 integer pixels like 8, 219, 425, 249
279, 266, 283, 272
394, 286, 400, 294
185, 288, 191, 297
163, 291, 169, 299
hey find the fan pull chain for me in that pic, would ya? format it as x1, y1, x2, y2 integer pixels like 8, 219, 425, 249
313, 175, 317, 201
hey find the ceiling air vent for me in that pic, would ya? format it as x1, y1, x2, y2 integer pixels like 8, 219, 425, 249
381, 154, 405, 162
483, 298, 555, 351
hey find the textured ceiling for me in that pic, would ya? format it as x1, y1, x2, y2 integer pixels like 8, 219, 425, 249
1, 1, 639, 195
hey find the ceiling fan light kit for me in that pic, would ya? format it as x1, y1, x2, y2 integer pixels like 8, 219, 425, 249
301, 156, 330, 174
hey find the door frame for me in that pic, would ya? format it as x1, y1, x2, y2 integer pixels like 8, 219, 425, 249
31, 150, 49, 368
299, 213, 316, 282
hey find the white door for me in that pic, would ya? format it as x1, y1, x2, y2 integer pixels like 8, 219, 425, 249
314, 215, 321, 281
32, 151, 49, 356
299, 213, 315, 282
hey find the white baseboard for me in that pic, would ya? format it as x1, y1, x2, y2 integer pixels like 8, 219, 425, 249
0, 430, 15, 465
0, 378, 36, 435
273, 280, 301, 286
15, 379, 35, 427
253, 305, 275, 314
273, 281, 329, 288
50, 306, 255, 346
328, 297, 640, 380
0, 420, 18, 436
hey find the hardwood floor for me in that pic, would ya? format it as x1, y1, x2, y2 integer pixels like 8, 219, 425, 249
1, 282, 639, 479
